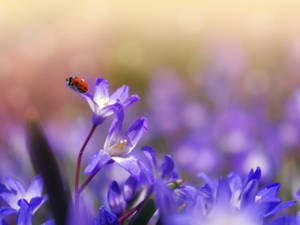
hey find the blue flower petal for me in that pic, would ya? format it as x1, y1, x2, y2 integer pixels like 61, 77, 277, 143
253, 198, 281, 218
123, 176, 137, 202
268, 216, 296, 225
256, 183, 280, 202
17, 199, 32, 225
0, 207, 17, 215
5, 177, 26, 195
241, 179, 259, 209
104, 104, 124, 148
216, 177, 232, 205
141, 146, 158, 170
160, 155, 174, 181
82, 92, 98, 113
84, 151, 112, 174
138, 160, 155, 184
124, 94, 140, 108
107, 181, 126, 216
94, 78, 109, 104
245, 167, 261, 186
29, 197, 43, 211
265, 200, 296, 217
175, 185, 198, 205
27, 175, 43, 198
110, 85, 129, 103
198, 172, 216, 189
197, 184, 214, 214
0, 192, 17, 208
92, 104, 117, 126
154, 180, 176, 215
0, 183, 9, 194
97, 206, 119, 225
227, 172, 242, 193
113, 156, 141, 178
125, 117, 148, 149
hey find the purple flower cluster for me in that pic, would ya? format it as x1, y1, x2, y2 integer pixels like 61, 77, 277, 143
164, 167, 296, 225
0, 76, 298, 225
146, 70, 300, 184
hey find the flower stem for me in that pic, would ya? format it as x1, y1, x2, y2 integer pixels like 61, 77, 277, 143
118, 193, 152, 223
78, 167, 101, 194
74, 124, 97, 209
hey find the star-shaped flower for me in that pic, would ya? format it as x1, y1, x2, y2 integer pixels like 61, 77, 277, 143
0, 175, 47, 225
84, 103, 148, 178
77, 77, 140, 126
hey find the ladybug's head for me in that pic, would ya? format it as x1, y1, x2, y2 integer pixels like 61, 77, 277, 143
66, 77, 73, 85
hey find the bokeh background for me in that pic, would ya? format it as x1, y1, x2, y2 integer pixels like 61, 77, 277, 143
2, 0, 300, 214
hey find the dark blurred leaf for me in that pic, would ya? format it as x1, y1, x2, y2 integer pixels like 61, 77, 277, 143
128, 198, 156, 225
26, 117, 69, 225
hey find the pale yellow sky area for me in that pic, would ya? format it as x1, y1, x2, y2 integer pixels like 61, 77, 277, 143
1, 0, 300, 37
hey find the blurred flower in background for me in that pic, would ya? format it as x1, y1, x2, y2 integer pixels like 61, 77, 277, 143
1, 0, 300, 224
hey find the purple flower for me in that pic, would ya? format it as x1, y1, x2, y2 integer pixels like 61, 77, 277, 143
107, 181, 126, 216
79, 77, 140, 125
164, 167, 295, 225
139, 146, 177, 185
84, 104, 148, 178
216, 168, 295, 219
214, 105, 255, 154
94, 206, 119, 225
107, 177, 137, 216
0, 175, 47, 225
173, 132, 222, 175
147, 69, 186, 137
268, 211, 300, 225
138, 146, 196, 216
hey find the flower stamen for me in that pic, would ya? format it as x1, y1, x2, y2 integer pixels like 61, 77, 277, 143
111, 139, 127, 156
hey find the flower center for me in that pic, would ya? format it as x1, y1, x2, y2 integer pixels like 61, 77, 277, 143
255, 195, 262, 202
110, 139, 127, 156
99, 97, 110, 108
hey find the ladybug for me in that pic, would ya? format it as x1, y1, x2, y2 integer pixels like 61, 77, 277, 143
66, 76, 88, 93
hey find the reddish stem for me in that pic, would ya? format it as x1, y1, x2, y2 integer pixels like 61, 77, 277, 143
74, 124, 97, 208
118, 193, 152, 223
78, 167, 100, 194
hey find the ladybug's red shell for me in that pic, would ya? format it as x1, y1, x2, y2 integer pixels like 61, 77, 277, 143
66, 76, 88, 93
